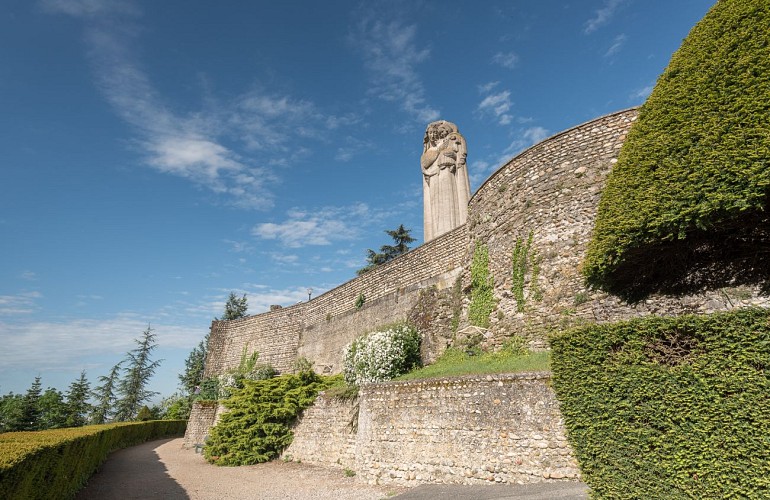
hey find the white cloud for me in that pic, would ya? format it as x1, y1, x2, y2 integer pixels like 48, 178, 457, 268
478, 90, 513, 126
40, 0, 137, 18
351, 18, 439, 123
20, 271, 37, 281
492, 52, 519, 69
584, 0, 627, 35
604, 34, 628, 58
478, 81, 500, 93
0, 291, 42, 315
252, 203, 385, 248
523, 126, 550, 144
44, 2, 342, 210
0, 316, 199, 371
630, 84, 654, 102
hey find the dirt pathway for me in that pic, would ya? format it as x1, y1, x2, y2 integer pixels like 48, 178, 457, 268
76, 438, 405, 500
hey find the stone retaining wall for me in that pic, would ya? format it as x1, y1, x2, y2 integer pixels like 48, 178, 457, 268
183, 401, 220, 448
283, 373, 579, 486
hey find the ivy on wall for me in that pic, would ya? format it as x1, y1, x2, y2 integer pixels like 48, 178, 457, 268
550, 308, 770, 498
511, 230, 542, 312
468, 242, 496, 328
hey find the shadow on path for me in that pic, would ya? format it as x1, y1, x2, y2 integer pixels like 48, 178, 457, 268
393, 481, 589, 500
76, 438, 189, 500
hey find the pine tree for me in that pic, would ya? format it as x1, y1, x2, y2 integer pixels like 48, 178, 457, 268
64, 371, 91, 427
91, 362, 122, 424
357, 225, 415, 275
179, 335, 208, 397
115, 325, 163, 421
19, 376, 42, 431
219, 292, 248, 320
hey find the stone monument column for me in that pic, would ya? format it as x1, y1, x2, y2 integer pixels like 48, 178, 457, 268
421, 120, 470, 242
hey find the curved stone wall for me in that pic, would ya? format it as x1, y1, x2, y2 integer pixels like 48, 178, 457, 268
205, 224, 466, 376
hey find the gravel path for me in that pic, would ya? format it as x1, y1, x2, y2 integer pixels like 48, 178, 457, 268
76, 438, 588, 500
76, 438, 405, 500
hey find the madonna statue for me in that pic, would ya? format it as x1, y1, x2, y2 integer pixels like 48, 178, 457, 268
421, 120, 470, 242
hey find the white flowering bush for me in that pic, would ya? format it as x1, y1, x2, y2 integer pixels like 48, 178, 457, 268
343, 323, 421, 386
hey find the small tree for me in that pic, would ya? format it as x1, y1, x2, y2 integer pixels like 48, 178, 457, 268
219, 292, 248, 321
19, 376, 42, 431
179, 336, 207, 397
64, 371, 91, 428
357, 225, 415, 275
115, 325, 163, 421
91, 362, 122, 424
0, 393, 23, 433
38, 388, 67, 430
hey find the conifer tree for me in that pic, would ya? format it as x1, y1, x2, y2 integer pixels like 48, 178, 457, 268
357, 225, 415, 275
179, 336, 208, 397
219, 292, 248, 320
64, 371, 92, 427
91, 362, 121, 424
115, 325, 163, 421
19, 376, 42, 431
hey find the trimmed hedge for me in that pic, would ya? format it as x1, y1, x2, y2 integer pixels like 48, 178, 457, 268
550, 308, 770, 498
584, 0, 770, 299
0, 420, 187, 500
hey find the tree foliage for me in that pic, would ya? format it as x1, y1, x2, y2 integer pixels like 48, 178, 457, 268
219, 292, 248, 321
584, 0, 770, 299
91, 362, 122, 425
357, 224, 415, 275
115, 326, 162, 421
179, 336, 207, 397
64, 371, 92, 428
18, 376, 42, 431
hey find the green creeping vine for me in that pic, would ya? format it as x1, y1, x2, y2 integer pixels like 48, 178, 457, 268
468, 242, 496, 328
511, 230, 542, 312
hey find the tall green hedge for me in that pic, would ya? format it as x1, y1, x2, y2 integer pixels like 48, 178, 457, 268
584, 0, 770, 299
0, 420, 186, 500
550, 308, 770, 498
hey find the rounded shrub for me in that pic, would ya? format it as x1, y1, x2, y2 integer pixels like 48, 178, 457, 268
343, 323, 421, 386
584, 0, 770, 299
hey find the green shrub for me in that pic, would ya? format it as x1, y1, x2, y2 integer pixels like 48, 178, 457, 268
584, 0, 770, 299
550, 308, 770, 498
0, 420, 186, 500
203, 372, 334, 466
342, 323, 421, 386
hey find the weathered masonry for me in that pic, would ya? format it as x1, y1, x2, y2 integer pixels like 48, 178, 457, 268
187, 107, 769, 485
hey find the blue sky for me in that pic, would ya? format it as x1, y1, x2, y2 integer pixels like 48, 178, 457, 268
0, 0, 715, 400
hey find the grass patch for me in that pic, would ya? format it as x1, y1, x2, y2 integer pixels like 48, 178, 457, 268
394, 348, 550, 381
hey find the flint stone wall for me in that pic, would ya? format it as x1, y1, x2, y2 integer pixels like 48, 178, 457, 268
283, 373, 579, 486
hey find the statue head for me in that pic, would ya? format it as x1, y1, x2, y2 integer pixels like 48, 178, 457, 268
424, 120, 459, 150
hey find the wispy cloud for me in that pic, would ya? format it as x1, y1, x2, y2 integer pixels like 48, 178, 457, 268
335, 136, 376, 162
43, 0, 337, 210
350, 18, 439, 123
252, 203, 379, 248
584, 0, 627, 35
604, 34, 628, 58
630, 83, 654, 102
0, 291, 42, 316
0, 316, 199, 371
478, 90, 513, 126
492, 51, 519, 69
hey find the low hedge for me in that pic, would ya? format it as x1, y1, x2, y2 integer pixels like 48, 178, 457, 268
0, 420, 187, 500
550, 308, 770, 498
